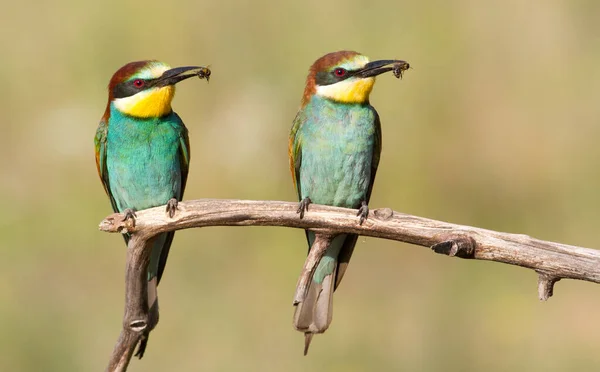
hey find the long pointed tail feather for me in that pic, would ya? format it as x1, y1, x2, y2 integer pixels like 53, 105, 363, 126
293, 262, 337, 355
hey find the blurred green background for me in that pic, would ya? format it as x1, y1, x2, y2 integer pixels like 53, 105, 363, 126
2, 0, 600, 370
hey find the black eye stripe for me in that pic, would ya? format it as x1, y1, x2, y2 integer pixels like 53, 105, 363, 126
315, 68, 357, 86
112, 78, 158, 99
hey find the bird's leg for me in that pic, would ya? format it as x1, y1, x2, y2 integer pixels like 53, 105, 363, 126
357, 201, 369, 225
122, 208, 137, 227
297, 197, 312, 219
166, 198, 178, 218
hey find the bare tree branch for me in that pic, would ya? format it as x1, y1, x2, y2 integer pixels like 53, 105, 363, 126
105, 233, 149, 372
100, 198, 600, 372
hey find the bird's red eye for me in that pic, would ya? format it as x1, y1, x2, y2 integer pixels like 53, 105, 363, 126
133, 79, 144, 88
334, 68, 346, 77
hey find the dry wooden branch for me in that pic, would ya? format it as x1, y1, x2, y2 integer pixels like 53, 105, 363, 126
100, 198, 600, 372
105, 234, 149, 372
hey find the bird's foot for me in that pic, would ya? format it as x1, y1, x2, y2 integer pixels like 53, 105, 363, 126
122, 208, 137, 227
166, 198, 178, 218
297, 197, 312, 219
357, 201, 369, 225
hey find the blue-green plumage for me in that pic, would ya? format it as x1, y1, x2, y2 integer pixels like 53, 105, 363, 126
290, 93, 382, 346
293, 95, 380, 284
95, 61, 208, 359
288, 51, 407, 354
98, 107, 189, 282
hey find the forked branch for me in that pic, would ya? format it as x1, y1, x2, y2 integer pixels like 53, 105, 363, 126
100, 198, 600, 372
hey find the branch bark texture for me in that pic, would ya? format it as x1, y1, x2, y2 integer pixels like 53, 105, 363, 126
100, 198, 600, 371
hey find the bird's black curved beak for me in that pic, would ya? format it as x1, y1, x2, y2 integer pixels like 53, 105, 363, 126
355, 60, 410, 79
154, 66, 211, 87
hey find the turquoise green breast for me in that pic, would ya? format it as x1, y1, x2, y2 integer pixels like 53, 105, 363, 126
298, 95, 377, 209
106, 106, 183, 211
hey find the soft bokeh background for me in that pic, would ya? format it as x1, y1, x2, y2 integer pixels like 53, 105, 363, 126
2, 0, 600, 370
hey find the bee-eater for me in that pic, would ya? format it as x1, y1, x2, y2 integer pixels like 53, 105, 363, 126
95, 60, 210, 357
289, 51, 409, 354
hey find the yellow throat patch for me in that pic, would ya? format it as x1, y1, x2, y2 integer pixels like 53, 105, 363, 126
113, 86, 175, 118
316, 77, 376, 104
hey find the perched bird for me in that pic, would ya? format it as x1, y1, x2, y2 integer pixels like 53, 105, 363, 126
289, 51, 409, 354
95, 60, 210, 357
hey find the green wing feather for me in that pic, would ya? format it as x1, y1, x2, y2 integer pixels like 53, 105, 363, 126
289, 110, 305, 199
95, 119, 120, 215
95, 119, 131, 246
366, 109, 382, 202
290, 110, 313, 250
173, 113, 190, 197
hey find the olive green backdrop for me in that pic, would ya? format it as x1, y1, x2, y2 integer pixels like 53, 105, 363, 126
2, 0, 600, 370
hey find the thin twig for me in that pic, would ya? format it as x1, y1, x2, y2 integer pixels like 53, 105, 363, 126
100, 198, 600, 372
537, 272, 561, 301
